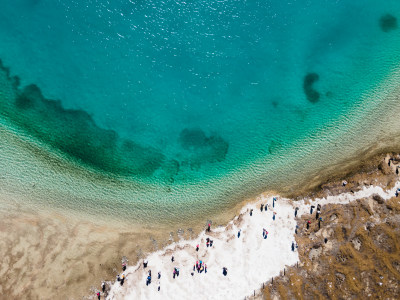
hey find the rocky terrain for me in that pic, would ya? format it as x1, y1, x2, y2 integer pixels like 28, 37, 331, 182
261, 154, 400, 299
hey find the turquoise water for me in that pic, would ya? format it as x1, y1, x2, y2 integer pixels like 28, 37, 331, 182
0, 0, 400, 223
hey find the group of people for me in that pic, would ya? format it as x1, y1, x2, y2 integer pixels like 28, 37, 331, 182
260, 203, 269, 212
303, 204, 323, 230
173, 267, 180, 279
196, 237, 215, 250
388, 157, 400, 174
257, 199, 276, 221
117, 273, 125, 286
193, 260, 207, 274
96, 282, 106, 299
142, 264, 162, 291
109, 195, 302, 297
102, 181, 400, 298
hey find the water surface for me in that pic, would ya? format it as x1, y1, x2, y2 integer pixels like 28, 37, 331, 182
0, 0, 400, 223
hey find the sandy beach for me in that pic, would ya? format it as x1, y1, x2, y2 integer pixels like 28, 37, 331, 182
0, 199, 182, 299
0, 2, 400, 299
106, 172, 400, 299
0, 153, 399, 299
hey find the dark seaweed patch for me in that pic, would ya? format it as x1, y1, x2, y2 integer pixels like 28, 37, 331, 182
0, 59, 167, 178
379, 14, 398, 32
179, 128, 229, 168
303, 72, 320, 103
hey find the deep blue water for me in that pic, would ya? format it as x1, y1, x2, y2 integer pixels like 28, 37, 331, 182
0, 0, 399, 221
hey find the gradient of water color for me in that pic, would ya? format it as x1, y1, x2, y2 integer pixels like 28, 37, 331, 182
0, 0, 400, 224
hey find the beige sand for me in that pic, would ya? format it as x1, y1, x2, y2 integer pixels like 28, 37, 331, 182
0, 201, 171, 299
0, 152, 399, 300
106, 180, 400, 299
0, 190, 248, 300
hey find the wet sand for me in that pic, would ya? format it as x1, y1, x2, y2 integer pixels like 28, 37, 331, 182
106, 156, 400, 299
1, 77, 400, 298
0, 201, 170, 299
0, 151, 399, 299
0, 194, 245, 299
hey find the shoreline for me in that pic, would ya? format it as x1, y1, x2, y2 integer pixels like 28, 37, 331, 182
0, 150, 399, 299
105, 174, 400, 299
104, 154, 400, 299
0, 67, 399, 229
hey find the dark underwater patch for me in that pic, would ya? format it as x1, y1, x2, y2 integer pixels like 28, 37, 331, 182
303, 72, 320, 103
268, 140, 282, 155
379, 14, 398, 32
179, 128, 229, 168
0, 59, 166, 178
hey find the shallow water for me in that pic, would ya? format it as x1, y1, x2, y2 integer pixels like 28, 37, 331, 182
0, 0, 400, 224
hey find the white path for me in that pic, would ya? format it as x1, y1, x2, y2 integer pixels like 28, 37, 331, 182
107, 181, 400, 300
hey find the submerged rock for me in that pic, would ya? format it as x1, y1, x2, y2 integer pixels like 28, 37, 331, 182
179, 128, 229, 168
379, 14, 398, 32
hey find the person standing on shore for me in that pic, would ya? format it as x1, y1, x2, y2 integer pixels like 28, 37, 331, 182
250, 209, 253, 216
306, 220, 311, 229
146, 274, 151, 285
295, 207, 299, 217
273, 212, 276, 220
207, 223, 211, 232
310, 205, 315, 214
101, 282, 105, 293
260, 204, 264, 211
316, 210, 320, 220
273, 197, 276, 208
318, 217, 323, 229
97, 292, 100, 300
237, 229, 241, 238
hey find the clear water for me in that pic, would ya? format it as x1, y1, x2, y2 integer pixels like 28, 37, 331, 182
0, 0, 400, 224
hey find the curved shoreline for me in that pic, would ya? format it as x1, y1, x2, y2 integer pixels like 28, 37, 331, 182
0, 149, 399, 299
0, 63, 399, 227
0, 68, 400, 300
104, 170, 400, 299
